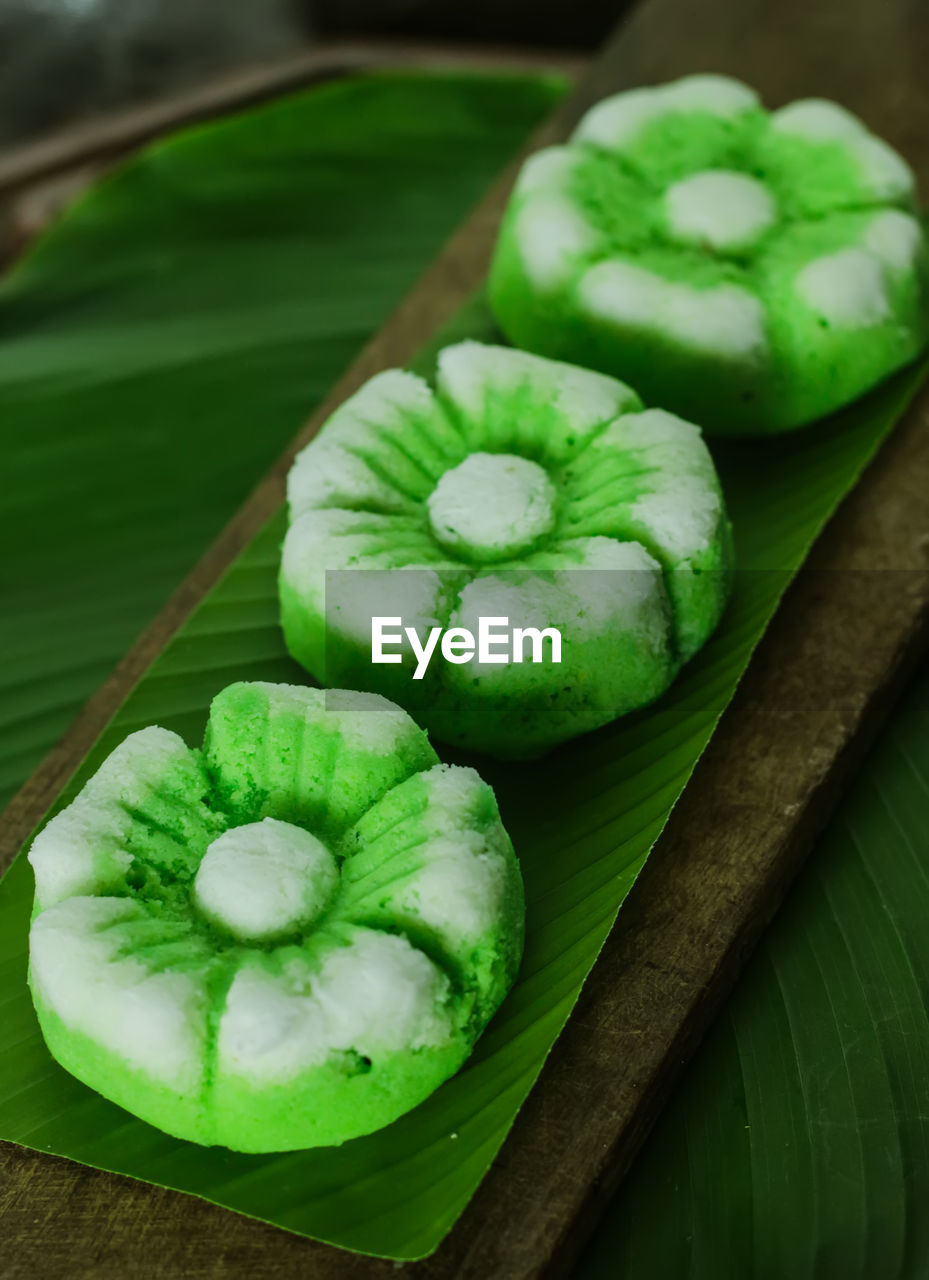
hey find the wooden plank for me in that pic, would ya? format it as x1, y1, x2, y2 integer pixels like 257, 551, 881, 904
3, 2, 929, 1277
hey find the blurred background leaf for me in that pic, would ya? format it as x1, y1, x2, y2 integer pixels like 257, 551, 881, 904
0, 68, 565, 810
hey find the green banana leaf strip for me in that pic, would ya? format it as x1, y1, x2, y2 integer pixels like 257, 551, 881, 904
577, 658, 929, 1280
1, 71, 927, 1263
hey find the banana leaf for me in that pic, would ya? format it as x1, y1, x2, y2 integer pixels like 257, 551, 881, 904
0, 68, 565, 812
1, 69, 927, 1262
578, 658, 929, 1280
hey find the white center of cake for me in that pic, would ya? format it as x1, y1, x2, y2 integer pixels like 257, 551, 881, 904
664, 169, 776, 251
427, 452, 557, 562
193, 818, 338, 943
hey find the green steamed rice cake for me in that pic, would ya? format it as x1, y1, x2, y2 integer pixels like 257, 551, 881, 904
27, 681, 524, 1152
280, 341, 733, 757
489, 74, 929, 433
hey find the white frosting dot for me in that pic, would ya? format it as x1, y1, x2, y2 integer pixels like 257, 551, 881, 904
772, 98, 866, 142
516, 196, 600, 289
574, 74, 758, 152
863, 209, 924, 274
218, 930, 450, 1080
795, 247, 890, 328
451, 536, 667, 659
514, 145, 581, 196
428, 452, 556, 562
579, 260, 767, 361
664, 169, 776, 251
193, 818, 338, 943
770, 99, 914, 201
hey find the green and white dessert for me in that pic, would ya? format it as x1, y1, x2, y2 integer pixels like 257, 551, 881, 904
27, 681, 523, 1152
280, 341, 732, 757
489, 74, 929, 434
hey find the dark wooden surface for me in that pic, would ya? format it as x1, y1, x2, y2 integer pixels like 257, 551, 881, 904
4, 0, 929, 1276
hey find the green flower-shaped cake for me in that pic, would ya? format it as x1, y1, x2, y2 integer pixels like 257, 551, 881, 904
280, 341, 732, 758
27, 682, 523, 1152
489, 74, 929, 434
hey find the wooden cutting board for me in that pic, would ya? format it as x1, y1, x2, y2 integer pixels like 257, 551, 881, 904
3, 1, 929, 1276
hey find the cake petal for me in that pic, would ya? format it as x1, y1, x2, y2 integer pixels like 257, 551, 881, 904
435, 339, 639, 462
203, 681, 437, 839
559, 408, 732, 660
338, 763, 523, 1018
28, 726, 224, 911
